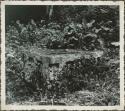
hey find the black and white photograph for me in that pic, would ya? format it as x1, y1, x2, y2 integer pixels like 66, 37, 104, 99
1, 1, 124, 110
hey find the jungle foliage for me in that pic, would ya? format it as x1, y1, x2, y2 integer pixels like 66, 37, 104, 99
6, 5, 120, 105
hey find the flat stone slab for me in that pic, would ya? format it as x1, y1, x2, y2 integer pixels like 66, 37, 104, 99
29, 47, 104, 79
29, 47, 104, 65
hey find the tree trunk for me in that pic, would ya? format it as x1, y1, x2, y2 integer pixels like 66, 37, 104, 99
49, 5, 54, 20
46, 5, 54, 20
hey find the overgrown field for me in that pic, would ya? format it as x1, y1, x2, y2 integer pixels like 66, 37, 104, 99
5, 6, 120, 106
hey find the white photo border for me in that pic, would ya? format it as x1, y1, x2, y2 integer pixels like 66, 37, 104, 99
1, 1, 124, 110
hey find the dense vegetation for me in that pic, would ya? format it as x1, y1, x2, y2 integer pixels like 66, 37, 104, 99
6, 5, 120, 105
